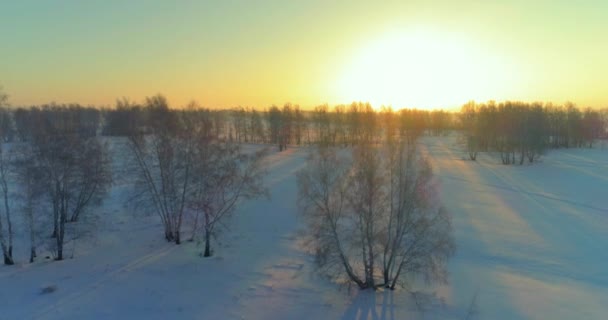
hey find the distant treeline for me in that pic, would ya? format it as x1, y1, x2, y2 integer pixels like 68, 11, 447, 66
1, 97, 454, 148
100, 98, 455, 148
460, 101, 607, 164
1, 96, 606, 155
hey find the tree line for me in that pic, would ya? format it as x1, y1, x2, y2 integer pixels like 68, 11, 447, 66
102, 101, 454, 148
460, 101, 607, 164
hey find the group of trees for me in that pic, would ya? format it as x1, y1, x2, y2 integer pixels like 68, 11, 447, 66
460, 101, 607, 164
0, 90, 268, 264
297, 141, 455, 290
102, 102, 454, 150
0, 104, 111, 263
126, 95, 267, 256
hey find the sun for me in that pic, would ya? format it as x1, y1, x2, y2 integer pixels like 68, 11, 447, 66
334, 29, 509, 110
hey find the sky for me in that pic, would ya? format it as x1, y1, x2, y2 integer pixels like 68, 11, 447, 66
1, 0, 607, 110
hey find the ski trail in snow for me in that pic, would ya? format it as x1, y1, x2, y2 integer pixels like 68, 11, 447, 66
476, 152, 608, 275
422, 136, 608, 319
427, 139, 546, 248
30, 146, 308, 320
420, 137, 546, 317
31, 243, 176, 320
435, 173, 608, 214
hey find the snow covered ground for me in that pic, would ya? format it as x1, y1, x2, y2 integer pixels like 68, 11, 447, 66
1, 135, 608, 319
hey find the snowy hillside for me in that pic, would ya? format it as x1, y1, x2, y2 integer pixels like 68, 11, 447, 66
1, 136, 608, 319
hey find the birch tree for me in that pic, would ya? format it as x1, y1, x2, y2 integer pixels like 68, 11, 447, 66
381, 141, 455, 289
127, 96, 193, 244
0, 142, 13, 264
17, 106, 111, 261
188, 139, 268, 257
297, 142, 454, 290
0, 88, 14, 264
296, 147, 366, 286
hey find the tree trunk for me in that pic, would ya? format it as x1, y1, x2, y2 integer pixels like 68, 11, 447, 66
56, 239, 63, 261
52, 196, 59, 238
3, 252, 13, 265
3, 183, 13, 264
164, 228, 174, 242
203, 228, 211, 257
30, 246, 36, 263
56, 210, 66, 261
28, 207, 36, 263
203, 212, 212, 257
0, 210, 13, 265
383, 269, 390, 288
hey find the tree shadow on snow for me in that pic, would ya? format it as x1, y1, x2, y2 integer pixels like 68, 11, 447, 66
340, 289, 445, 320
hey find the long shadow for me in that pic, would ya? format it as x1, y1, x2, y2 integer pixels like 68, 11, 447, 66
440, 174, 608, 214
340, 290, 446, 320
341, 290, 381, 320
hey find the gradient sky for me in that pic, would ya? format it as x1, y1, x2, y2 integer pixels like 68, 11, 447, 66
1, 0, 607, 109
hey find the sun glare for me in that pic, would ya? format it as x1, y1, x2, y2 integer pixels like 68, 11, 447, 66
335, 29, 511, 110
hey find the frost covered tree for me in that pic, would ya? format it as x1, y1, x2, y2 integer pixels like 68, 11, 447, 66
187, 138, 268, 257
14, 149, 43, 263
382, 141, 455, 289
296, 147, 359, 284
0, 87, 14, 264
0, 138, 14, 265
127, 95, 195, 244
297, 142, 454, 290
128, 98, 268, 253
267, 105, 285, 150
17, 106, 111, 260
460, 102, 479, 161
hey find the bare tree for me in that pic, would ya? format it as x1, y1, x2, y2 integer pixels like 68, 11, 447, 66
313, 105, 331, 145
127, 95, 193, 244
460, 102, 479, 161
17, 106, 111, 261
0, 142, 13, 265
347, 145, 387, 288
0, 88, 14, 264
188, 139, 268, 257
48, 136, 109, 260
382, 141, 455, 289
14, 147, 42, 263
296, 147, 365, 286
297, 141, 454, 290
267, 105, 284, 150
293, 105, 304, 145
66, 138, 112, 222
